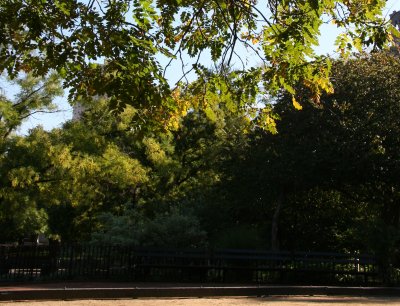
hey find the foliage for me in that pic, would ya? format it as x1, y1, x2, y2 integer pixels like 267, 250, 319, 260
0, 0, 394, 130
0, 73, 63, 241
137, 210, 207, 248
223, 51, 400, 253
0, 93, 151, 242
0, 72, 63, 140
1, 49, 400, 260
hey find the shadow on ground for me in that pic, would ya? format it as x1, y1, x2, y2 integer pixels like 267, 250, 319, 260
250, 296, 400, 304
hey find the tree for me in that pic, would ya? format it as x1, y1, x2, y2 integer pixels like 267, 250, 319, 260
59, 70, 252, 245
0, 0, 395, 128
0, 80, 236, 243
0, 73, 63, 242
0, 73, 63, 140
225, 51, 400, 252
0, 91, 152, 242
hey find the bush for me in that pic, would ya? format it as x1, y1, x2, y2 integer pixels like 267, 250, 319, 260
91, 209, 207, 248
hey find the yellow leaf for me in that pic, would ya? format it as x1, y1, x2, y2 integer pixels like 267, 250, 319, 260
292, 96, 302, 110
174, 32, 184, 42
11, 178, 18, 187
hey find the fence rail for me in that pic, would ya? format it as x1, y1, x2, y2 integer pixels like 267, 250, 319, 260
0, 245, 391, 284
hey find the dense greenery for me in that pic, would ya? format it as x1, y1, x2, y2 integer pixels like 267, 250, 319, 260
0, 52, 399, 266
0, 0, 397, 131
221, 51, 400, 255
1, 0, 400, 269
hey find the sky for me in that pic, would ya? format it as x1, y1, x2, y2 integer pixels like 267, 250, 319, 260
5, 0, 400, 135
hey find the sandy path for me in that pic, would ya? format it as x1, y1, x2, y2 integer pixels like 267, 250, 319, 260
2, 296, 400, 306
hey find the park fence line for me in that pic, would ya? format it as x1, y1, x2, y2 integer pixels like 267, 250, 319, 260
0, 245, 396, 285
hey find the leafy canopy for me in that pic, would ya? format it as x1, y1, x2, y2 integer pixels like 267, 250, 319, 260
0, 72, 63, 141
0, 0, 395, 123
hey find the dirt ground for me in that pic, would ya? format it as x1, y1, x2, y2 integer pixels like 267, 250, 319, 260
2, 296, 400, 306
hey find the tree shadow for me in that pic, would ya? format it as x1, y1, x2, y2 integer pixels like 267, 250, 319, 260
249, 295, 400, 304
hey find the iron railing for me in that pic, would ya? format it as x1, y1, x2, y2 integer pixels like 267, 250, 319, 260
0, 245, 388, 284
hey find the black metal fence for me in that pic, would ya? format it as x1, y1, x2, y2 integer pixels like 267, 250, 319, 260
0, 244, 394, 285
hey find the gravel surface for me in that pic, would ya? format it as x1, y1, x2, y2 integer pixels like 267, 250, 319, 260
2, 296, 400, 306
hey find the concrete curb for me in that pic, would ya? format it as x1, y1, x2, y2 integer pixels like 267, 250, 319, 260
2, 286, 400, 301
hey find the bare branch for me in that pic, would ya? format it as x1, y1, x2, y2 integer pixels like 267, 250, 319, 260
19, 109, 63, 121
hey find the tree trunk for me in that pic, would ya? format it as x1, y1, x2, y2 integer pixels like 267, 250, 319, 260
271, 191, 284, 251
